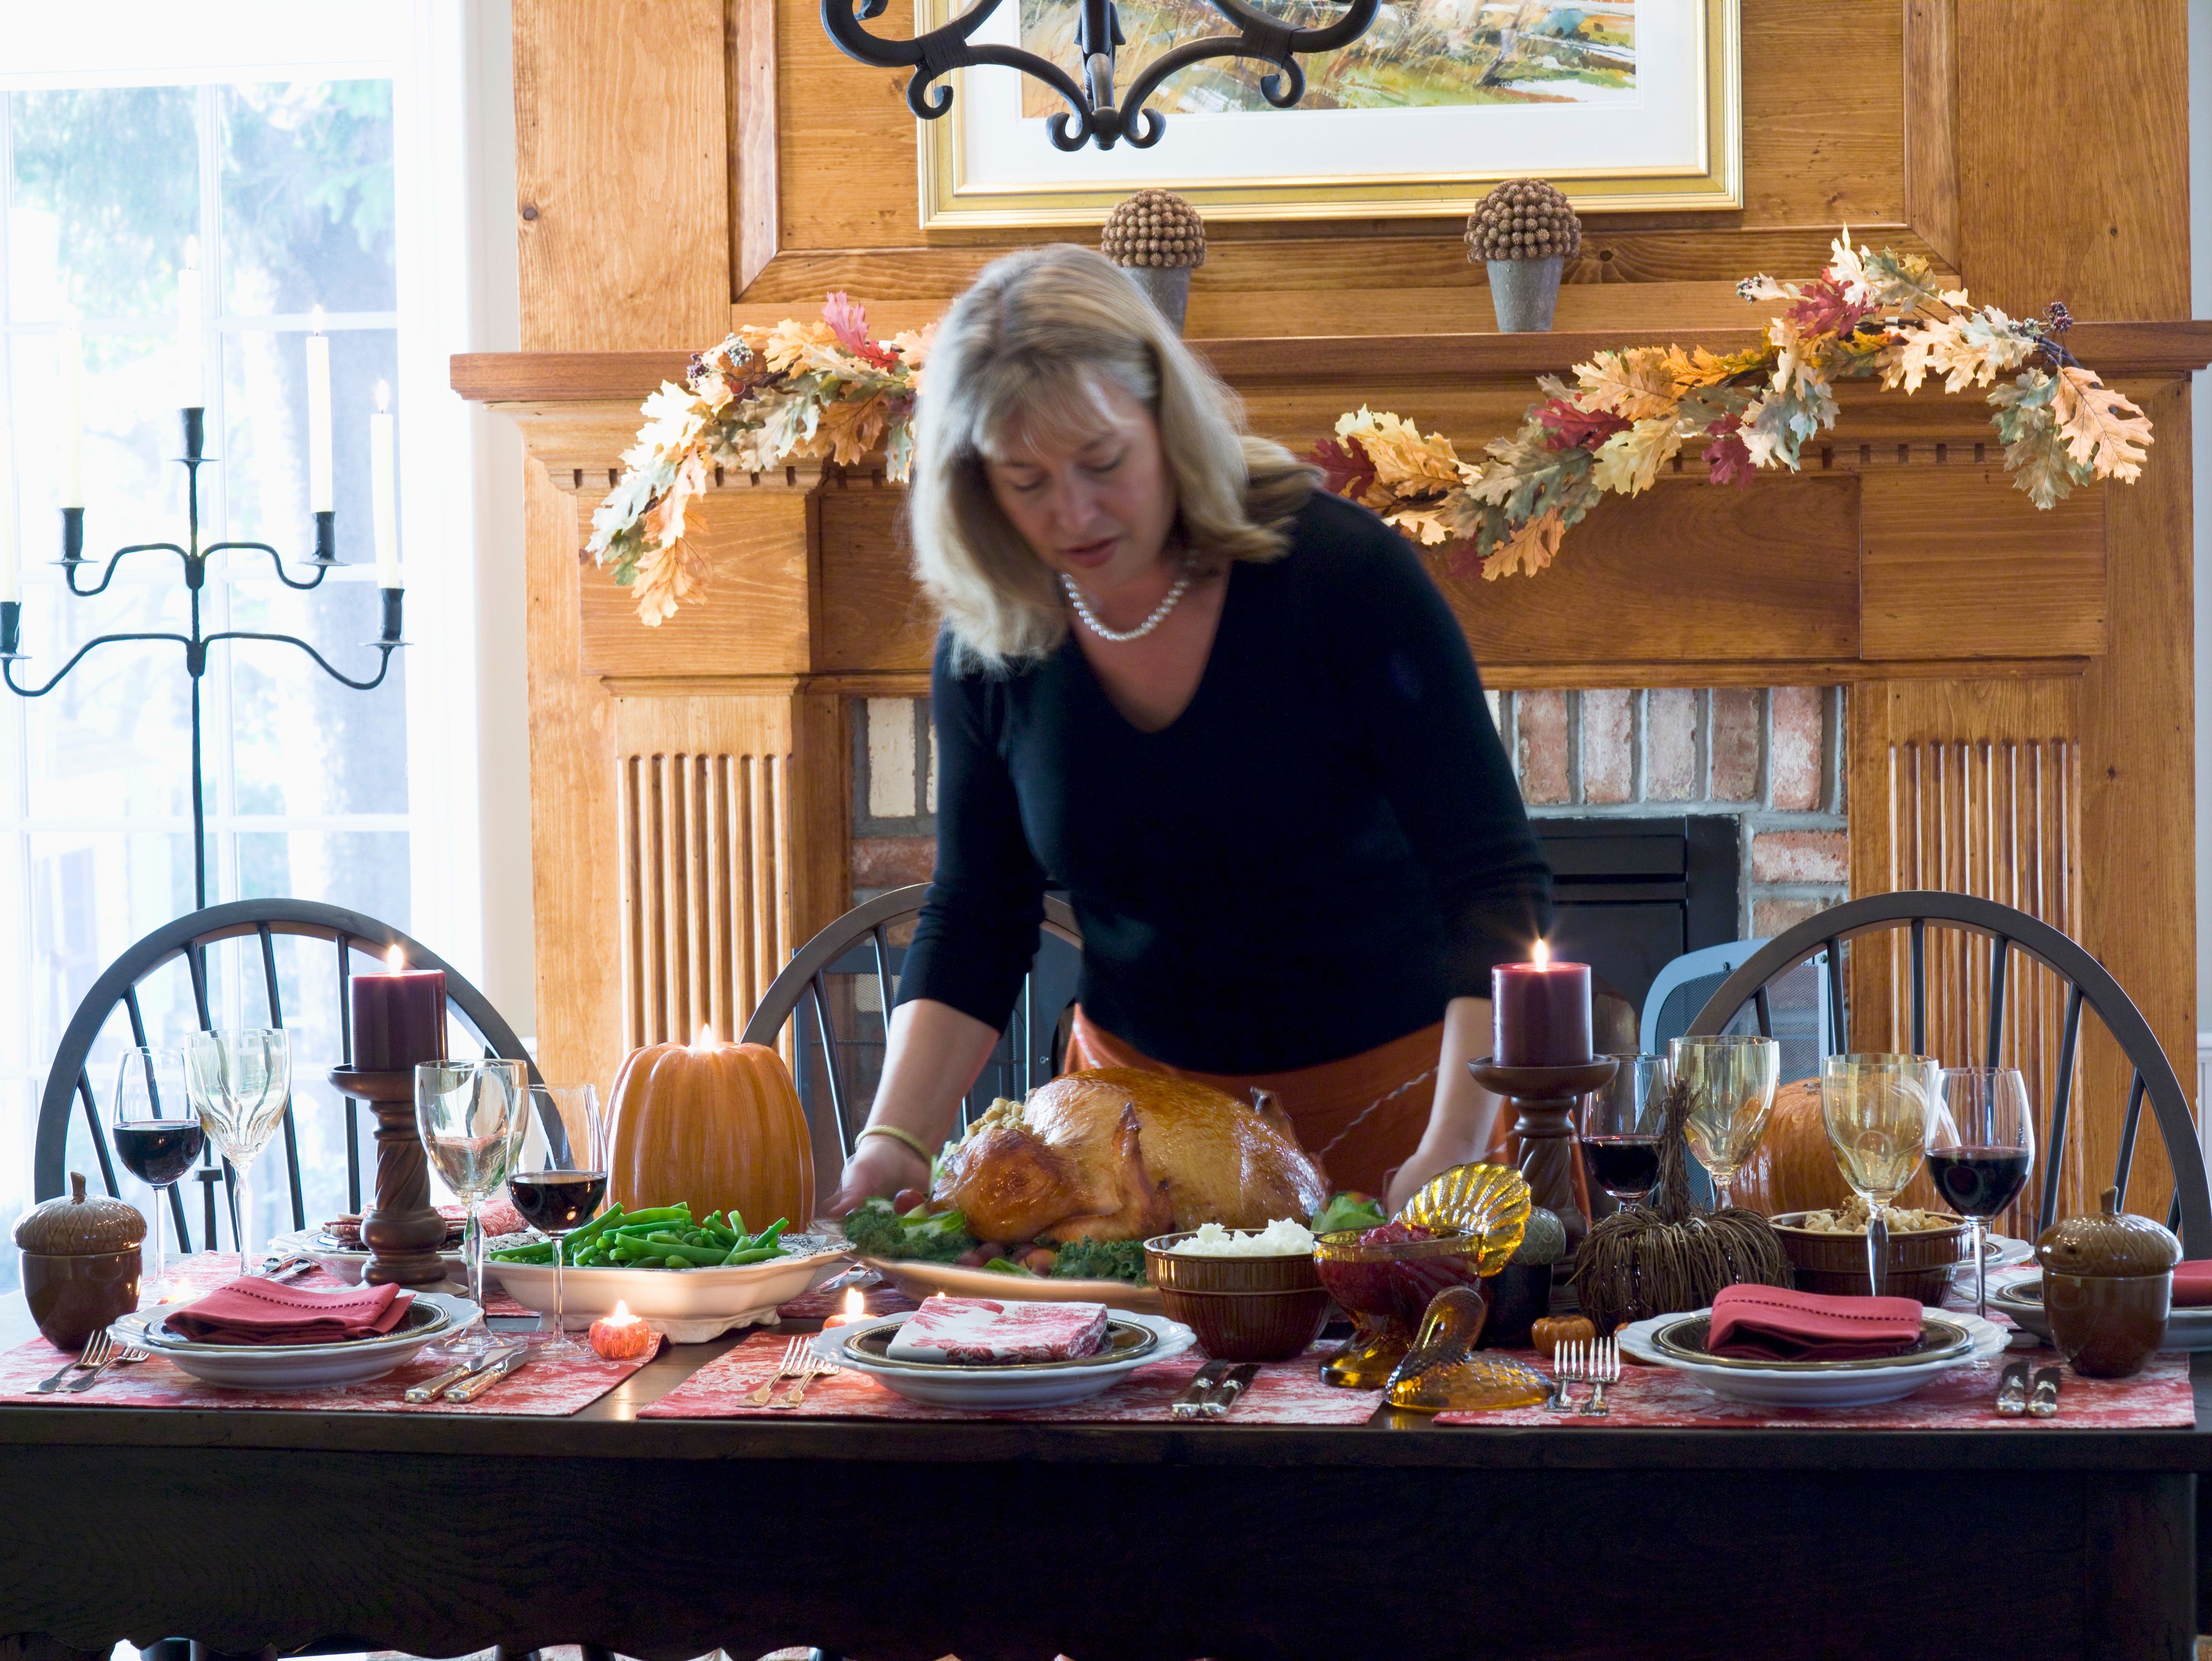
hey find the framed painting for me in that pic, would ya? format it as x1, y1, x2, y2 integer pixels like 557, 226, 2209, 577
913, 0, 1740, 228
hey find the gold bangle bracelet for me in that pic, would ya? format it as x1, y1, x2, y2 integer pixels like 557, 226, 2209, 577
857, 1123, 935, 1166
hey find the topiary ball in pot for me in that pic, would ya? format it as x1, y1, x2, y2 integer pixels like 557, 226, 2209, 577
1465, 178, 1581, 333
1101, 189, 1207, 335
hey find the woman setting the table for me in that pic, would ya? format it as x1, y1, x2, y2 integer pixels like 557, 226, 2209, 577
826, 244, 1553, 1218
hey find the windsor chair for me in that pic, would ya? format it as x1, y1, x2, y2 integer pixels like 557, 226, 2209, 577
740, 884, 1082, 1170
34, 899, 533, 1251
1682, 889, 2212, 1252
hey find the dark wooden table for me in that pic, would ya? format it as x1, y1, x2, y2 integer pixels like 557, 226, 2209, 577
0, 1295, 2204, 1661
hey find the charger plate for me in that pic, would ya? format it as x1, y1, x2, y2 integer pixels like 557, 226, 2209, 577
813, 1311, 1194, 1408
1620, 1307, 2007, 1407
1650, 1312, 1975, 1372
117, 1291, 477, 1390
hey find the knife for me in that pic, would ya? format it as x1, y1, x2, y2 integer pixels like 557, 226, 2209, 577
1171, 1359, 1233, 1419
404, 1360, 481, 1404
1200, 1363, 1261, 1420
443, 1346, 532, 1403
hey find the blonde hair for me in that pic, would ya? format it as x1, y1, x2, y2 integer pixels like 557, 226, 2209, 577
909, 243, 1315, 669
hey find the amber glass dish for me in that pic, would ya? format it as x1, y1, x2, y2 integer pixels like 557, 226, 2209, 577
1311, 1225, 1488, 1388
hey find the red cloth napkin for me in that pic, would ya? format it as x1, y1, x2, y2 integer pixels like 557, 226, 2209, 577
2172, 1262, 2212, 1307
1705, 1285, 1925, 1362
163, 1277, 415, 1346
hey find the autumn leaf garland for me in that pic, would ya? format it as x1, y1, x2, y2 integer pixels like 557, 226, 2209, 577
1318, 233, 2155, 582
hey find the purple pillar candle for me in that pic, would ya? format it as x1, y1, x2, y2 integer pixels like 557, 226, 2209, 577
353, 946, 447, 1072
1492, 944, 1593, 1067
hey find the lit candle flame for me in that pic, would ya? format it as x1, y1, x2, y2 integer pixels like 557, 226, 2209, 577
841, 1287, 864, 1321
375, 378, 391, 414
309, 302, 325, 336
608, 1298, 638, 1325
183, 234, 199, 271
1533, 938, 1551, 970
693, 1023, 716, 1051
385, 943, 406, 972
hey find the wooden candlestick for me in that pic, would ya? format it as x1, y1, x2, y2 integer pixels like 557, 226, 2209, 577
1465, 1056, 1619, 1253
328, 1066, 448, 1287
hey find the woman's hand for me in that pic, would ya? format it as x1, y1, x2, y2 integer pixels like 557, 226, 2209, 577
825, 1135, 932, 1218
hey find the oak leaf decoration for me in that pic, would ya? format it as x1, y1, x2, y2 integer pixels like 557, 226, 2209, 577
2052, 365, 2154, 481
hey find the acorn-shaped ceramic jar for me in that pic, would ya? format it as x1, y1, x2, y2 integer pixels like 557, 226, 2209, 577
14, 1172, 145, 1350
2035, 1185, 2179, 1378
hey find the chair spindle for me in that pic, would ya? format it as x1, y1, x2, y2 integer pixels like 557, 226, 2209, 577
1753, 985, 1774, 1040
1909, 917, 1927, 1055
337, 935, 360, 1214
2113, 1069, 2147, 1209
75, 1072, 121, 1198
259, 925, 307, 1231
1823, 938, 1845, 1057
809, 971, 852, 1154
1985, 936, 2009, 1070
2040, 984, 2085, 1236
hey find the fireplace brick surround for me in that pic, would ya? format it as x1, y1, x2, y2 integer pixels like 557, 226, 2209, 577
850, 684, 1847, 944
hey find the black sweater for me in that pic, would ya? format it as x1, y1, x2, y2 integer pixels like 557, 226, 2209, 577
896, 490, 1554, 1074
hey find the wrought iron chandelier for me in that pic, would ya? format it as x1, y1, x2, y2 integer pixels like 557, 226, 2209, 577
822, 0, 1381, 151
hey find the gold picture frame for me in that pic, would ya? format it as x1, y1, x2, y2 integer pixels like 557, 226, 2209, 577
915, 0, 1741, 230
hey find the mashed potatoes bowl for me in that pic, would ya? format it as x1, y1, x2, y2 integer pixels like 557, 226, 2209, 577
1144, 1228, 1331, 1362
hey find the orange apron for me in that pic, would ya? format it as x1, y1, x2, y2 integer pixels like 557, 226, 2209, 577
1064, 1008, 1442, 1199
1065, 1007, 1591, 1214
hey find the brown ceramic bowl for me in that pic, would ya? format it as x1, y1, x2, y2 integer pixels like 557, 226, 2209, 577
2043, 1269, 2170, 1378
1771, 1213, 1973, 1306
21, 1249, 140, 1351
1144, 1233, 1332, 1363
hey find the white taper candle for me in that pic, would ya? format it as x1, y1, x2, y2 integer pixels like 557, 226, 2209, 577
177, 237, 204, 408
370, 380, 398, 587
62, 316, 83, 510
306, 308, 332, 515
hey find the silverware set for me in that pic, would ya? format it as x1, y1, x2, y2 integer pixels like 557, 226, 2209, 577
1544, 1337, 1620, 1415
744, 1336, 841, 1409
1170, 1359, 1260, 1419
33, 1331, 151, 1395
404, 1342, 534, 1405
1996, 1359, 2063, 1418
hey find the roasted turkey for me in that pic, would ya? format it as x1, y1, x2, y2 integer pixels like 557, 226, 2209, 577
933, 1067, 1331, 1243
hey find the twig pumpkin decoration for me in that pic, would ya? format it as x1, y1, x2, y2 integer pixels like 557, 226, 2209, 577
1569, 1075, 1793, 1334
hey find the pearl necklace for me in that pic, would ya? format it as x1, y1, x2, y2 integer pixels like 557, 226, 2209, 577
1061, 571, 1192, 643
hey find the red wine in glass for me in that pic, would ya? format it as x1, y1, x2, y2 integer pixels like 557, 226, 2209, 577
113, 1120, 206, 1188
509, 1170, 608, 1233
1582, 1136, 1662, 1201
1926, 1147, 2031, 1218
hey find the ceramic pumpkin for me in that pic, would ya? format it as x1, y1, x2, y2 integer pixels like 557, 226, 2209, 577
608, 1036, 815, 1230
1730, 1078, 1941, 1217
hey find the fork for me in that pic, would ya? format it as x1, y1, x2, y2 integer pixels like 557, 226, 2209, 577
1546, 1338, 1583, 1411
743, 1337, 810, 1407
64, 1341, 150, 1393
35, 1332, 110, 1394
773, 1351, 840, 1410
1577, 1336, 1620, 1416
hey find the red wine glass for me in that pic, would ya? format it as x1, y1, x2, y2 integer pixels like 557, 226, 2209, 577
1931, 1066, 2035, 1323
511, 1084, 607, 1359
1579, 1053, 1670, 1205
111, 1047, 202, 1300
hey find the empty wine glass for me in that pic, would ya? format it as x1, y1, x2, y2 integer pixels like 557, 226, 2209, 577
1931, 1066, 2036, 1322
416, 1058, 528, 1357
183, 1029, 292, 1274
511, 1084, 607, 1359
111, 1047, 202, 1299
1667, 1035, 1780, 1210
1821, 1053, 1942, 1297
1579, 1053, 1670, 1205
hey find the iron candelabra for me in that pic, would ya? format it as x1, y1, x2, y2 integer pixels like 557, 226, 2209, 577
0, 407, 407, 911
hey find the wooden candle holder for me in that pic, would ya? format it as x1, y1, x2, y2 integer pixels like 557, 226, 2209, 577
327, 1066, 447, 1287
1465, 1055, 1619, 1253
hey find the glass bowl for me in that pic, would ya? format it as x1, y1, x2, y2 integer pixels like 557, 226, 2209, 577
1312, 1224, 1490, 1387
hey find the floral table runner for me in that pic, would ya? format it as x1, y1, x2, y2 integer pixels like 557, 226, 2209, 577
638, 1333, 1379, 1424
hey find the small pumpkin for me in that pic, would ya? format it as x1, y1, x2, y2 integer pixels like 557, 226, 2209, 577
608, 1032, 816, 1231
1531, 1314, 1595, 1361
588, 1300, 658, 1362
1731, 1079, 1941, 1217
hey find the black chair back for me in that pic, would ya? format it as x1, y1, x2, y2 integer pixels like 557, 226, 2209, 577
35, 899, 533, 1253
740, 885, 1082, 1172
1684, 890, 2212, 1253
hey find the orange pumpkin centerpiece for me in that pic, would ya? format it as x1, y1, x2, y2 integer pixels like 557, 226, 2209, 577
608, 1026, 815, 1231
1731, 1077, 1941, 1217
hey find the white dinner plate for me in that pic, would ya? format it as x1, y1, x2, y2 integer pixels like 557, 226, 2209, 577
813, 1310, 1194, 1409
487, 1234, 847, 1325
119, 1291, 477, 1391
1984, 1265, 2212, 1352
857, 1255, 1163, 1315
1619, 1307, 2008, 1407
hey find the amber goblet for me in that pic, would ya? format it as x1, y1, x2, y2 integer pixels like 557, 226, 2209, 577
1312, 1224, 1489, 1389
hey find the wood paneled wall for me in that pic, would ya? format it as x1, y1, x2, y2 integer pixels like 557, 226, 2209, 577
491, 0, 2201, 1208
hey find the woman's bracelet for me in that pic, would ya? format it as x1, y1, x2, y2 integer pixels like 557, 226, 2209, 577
857, 1123, 935, 1167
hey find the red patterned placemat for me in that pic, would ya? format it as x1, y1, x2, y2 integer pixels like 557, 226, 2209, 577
1436, 1350, 2194, 1429
639, 1333, 1379, 1424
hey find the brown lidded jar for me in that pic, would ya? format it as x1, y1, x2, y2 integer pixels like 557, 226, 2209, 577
14, 1173, 146, 1350
2035, 1185, 2179, 1378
